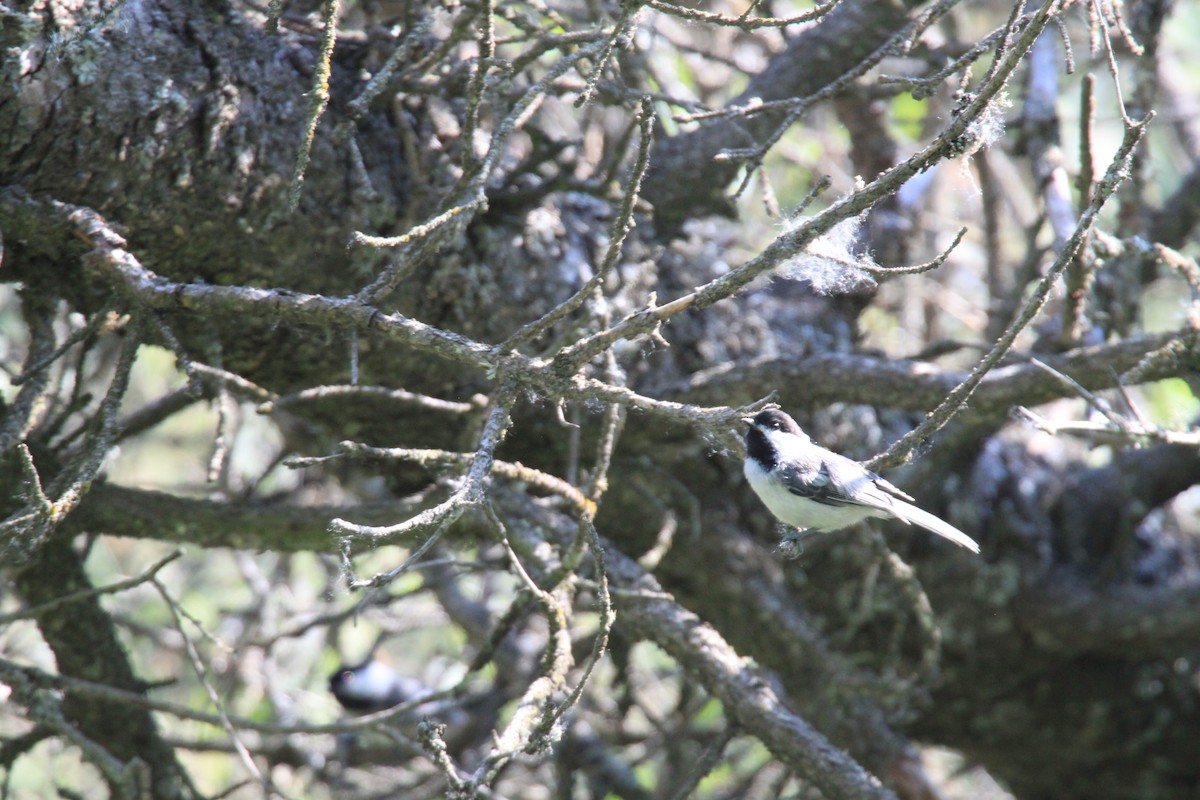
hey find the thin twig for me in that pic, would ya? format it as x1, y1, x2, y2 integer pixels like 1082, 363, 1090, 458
346, 14, 439, 118
11, 309, 111, 386
574, 5, 635, 108
461, 0, 495, 174
868, 112, 1151, 470
264, 384, 478, 415
44, 321, 142, 526
503, 96, 655, 351
1089, 0, 1134, 125
353, 37, 614, 305
554, 0, 1064, 374
856, 227, 968, 276
291, 441, 597, 522
0, 300, 58, 455
1063, 72, 1099, 344
331, 383, 515, 591
879, 12, 1035, 99
0, 551, 180, 625
153, 579, 272, 794
666, 727, 740, 800
646, 0, 838, 31
288, 0, 341, 211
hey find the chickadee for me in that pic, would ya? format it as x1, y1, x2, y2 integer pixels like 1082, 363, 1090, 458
743, 409, 980, 553
329, 660, 417, 713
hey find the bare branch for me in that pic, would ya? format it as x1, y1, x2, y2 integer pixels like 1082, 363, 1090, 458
869, 110, 1152, 470
604, 543, 896, 800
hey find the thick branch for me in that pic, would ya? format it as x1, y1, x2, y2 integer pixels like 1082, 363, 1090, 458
664, 332, 1198, 417
1054, 441, 1200, 571
603, 542, 896, 800
69, 483, 429, 551
1016, 574, 1200, 656
0, 191, 745, 427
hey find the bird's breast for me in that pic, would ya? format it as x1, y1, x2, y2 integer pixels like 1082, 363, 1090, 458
744, 458, 877, 531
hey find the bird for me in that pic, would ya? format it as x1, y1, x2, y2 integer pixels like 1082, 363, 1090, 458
742, 408, 980, 553
329, 660, 417, 714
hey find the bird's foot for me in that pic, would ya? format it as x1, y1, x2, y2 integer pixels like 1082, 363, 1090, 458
777, 526, 813, 560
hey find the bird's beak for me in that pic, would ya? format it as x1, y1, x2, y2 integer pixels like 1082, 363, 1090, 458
740, 416, 755, 426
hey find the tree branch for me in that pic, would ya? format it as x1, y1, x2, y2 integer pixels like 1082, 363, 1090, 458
604, 543, 897, 800
664, 331, 1197, 418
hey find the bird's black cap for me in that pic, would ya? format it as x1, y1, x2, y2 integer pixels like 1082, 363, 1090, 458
746, 409, 803, 434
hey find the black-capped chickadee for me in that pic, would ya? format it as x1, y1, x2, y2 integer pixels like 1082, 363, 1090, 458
329, 660, 418, 713
743, 409, 980, 553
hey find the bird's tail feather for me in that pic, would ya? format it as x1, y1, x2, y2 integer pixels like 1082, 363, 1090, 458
890, 501, 980, 553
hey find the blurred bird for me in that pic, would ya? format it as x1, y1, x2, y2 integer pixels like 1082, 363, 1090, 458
329, 660, 419, 714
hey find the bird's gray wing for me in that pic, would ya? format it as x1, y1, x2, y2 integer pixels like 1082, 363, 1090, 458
784, 452, 981, 553
776, 456, 863, 508
789, 454, 900, 511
